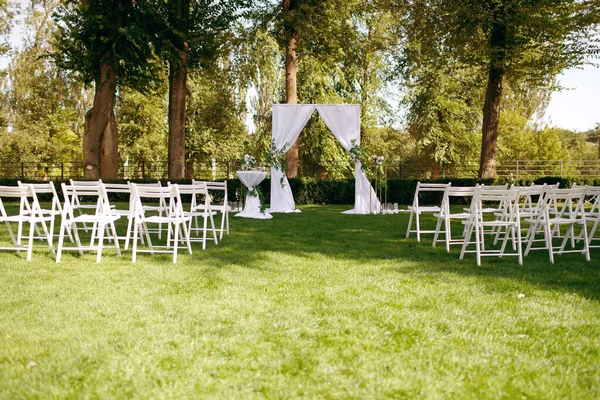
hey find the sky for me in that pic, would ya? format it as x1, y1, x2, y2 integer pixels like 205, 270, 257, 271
543, 64, 600, 132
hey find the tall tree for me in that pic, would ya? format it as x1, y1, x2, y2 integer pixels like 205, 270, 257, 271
283, 0, 300, 176
53, 0, 159, 178
153, 0, 246, 179
392, 0, 600, 178
3, 0, 82, 168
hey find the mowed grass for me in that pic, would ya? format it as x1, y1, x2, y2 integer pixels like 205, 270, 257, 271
0, 204, 599, 399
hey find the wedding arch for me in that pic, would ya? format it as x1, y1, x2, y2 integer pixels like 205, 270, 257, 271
267, 104, 380, 214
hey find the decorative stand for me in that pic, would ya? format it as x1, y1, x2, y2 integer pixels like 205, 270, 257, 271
235, 170, 272, 219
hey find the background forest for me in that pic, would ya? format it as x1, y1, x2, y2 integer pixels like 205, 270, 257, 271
0, 0, 599, 181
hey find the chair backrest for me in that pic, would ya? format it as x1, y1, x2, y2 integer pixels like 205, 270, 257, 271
439, 186, 476, 215
585, 186, 600, 215
18, 181, 63, 213
477, 183, 509, 190
131, 183, 185, 220
61, 182, 112, 217
469, 186, 521, 220
542, 186, 587, 219
411, 182, 451, 207
193, 180, 228, 206
0, 185, 41, 219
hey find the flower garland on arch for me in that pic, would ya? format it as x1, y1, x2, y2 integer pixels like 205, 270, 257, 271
266, 140, 289, 188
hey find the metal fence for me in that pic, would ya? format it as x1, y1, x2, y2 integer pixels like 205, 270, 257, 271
2, 159, 600, 181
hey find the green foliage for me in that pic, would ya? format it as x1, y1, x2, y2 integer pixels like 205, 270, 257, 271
116, 85, 169, 176
52, 0, 161, 90
0, 0, 14, 56
1, 1, 82, 167
186, 53, 249, 167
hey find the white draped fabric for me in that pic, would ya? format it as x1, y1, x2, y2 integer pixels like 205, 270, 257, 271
236, 171, 272, 219
315, 105, 380, 214
269, 104, 380, 214
268, 105, 316, 213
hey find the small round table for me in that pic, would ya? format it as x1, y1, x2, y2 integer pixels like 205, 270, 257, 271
235, 170, 273, 219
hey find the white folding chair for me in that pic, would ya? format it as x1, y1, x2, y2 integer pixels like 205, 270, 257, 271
0, 185, 54, 260
103, 182, 138, 250
134, 182, 168, 240
192, 179, 229, 240
69, 179, 104, 232
176, 183, 218, 249
56, 182, 121, 263
580, 186, 600, 251
406, 182, 451, 241
432, 186, 476, 252
459, 186, 523, 266
130, 183, 192, 263
17, 181, 71, 244
524, 186, 590, 263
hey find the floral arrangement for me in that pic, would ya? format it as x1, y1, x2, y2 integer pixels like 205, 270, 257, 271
348, 140, 364, 163
241, 154, 266, 171
265, 141, 288, 172
372, 154, 384, 169
241, 154, 257, 170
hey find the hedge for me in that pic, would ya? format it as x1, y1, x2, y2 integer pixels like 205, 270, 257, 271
1, 176, 599, 205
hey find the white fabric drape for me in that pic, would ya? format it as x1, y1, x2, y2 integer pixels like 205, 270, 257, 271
315, 105, 380, 214
236, 171, 272, 219
268, 105, 316, 213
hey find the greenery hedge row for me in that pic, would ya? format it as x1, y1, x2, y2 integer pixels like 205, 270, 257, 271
1, 176, 600, 205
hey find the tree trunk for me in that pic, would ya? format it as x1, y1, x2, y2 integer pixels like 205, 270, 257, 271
99, 110, 119, 179
83, 57, 118, 179
479, 3, 507, 179
284, 0, 300, 178
168, 49, 189, 180
431, 161, 441, 180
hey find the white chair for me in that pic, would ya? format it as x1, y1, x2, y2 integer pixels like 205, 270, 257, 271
17, 181, 70, 244
103, 182, 138, 250
192, 179, 229, 240
56, 182, 121, 263
130, 183, 192, 263
579, 185, 600, 251
174, 182, 218, 249
69, 179, 104, 232
133, 182, 168, 239
459, 186, 523, 266
406, 182, 451, 241
0, 185, 54, 260
432, 186, 476, 252
524, 186, 590, 263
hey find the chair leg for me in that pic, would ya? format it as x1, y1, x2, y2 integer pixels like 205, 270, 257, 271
172, 221, 179, 263
110, 222, 121, 256
27, 221, 35, 261
545, 222, 554, 264
56, 223, 66, 263
132, 220, 139, 263
406, 211, 414, 239
95, 222, 105, 263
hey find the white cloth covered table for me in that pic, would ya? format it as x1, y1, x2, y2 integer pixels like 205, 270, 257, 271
236, 171, 272, 219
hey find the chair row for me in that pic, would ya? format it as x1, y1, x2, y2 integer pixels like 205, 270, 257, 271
406, 182, 600, 265
0, 179, 231, 263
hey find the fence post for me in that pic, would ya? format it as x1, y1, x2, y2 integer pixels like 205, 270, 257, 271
516, 160, 519, 180
560, 160, 563, 177
61, 162, 64, 180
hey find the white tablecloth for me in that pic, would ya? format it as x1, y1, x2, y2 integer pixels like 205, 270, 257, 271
236, 171, 272, 219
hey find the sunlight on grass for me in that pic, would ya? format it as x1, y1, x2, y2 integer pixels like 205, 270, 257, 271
0, 205, 599, 398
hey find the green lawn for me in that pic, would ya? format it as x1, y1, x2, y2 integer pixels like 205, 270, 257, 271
1, 205, 599, 399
